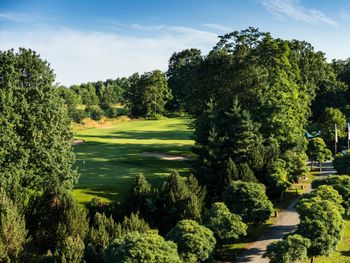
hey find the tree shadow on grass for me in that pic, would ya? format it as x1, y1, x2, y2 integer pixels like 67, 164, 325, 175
79, 130, 193, 141
73, 141, 194, 202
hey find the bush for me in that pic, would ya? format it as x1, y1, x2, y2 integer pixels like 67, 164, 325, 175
333, 152, 350, 175
103, 231, 181, 263
264, 234, 310, 263
69, 109, 86, 123
0, 191, 28, 262
26, 189, 89, 252
85, 105, 104, 121
54, 235, 85, 263
203, 202, 247, 243
223, 181, 273, 224
166, 219, 216, 263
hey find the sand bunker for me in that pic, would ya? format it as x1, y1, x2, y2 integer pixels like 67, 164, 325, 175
72, 139, 85, 145
140, 152, 191, 161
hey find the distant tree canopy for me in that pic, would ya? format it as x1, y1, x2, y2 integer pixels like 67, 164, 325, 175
125, 70, 172, 118
0, 48, 77, 200
167, 48, 203, 112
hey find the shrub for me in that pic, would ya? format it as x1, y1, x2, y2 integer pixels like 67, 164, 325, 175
103, 231, 181, 263
166, 219, 216, 263
223, 181, 273, 224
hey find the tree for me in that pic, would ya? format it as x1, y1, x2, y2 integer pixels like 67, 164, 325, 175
306, 185, 344, 214
192, 99, 264, 197
126, 70, 172, 118
0, 48, 78, 201
0, 190, 28, 262
264, 234, 310, 263
312, 175, 350, 214
223, 181, 273, 224
26, 187, 89, 252
296, 197, 344, 262
166, 220, 216, 263
156, 171, 206, 232
320, 107, 346, 146
126, 173, 152, 214
103, 231, 182, 263
203, 202, 247, 253
54, 235, 85, 263
333, 151, 350, 175
307, 138, 332, 171
167, 48, 203, 112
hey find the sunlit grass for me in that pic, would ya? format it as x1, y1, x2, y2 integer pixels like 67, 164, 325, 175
72, 117, 193, 203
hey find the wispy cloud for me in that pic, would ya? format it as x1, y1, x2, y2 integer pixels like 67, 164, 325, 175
203, 23, 232, 32
0, 12, 36, 22
0, 25, 218, 85
259, 0, 337, 27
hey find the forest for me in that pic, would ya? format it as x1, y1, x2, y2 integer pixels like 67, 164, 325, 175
1, 27, 350, 263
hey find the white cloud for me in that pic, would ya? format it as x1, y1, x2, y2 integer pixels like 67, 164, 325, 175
0, 12, 36, 22
0, 25, 218, 86
259, 0, 337, 26
203, 23, 232, 32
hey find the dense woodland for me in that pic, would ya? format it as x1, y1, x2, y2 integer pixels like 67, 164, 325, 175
1, 28, 350, 262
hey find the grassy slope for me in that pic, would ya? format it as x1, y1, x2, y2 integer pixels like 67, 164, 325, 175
72, 117, 193, 203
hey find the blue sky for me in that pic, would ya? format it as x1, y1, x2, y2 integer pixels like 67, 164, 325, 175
1, 0, 349, 85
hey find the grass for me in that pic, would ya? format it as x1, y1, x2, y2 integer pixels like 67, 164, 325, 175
72, 117, 193, 203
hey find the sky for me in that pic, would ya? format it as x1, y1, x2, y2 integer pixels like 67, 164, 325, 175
1, 0, 350, 86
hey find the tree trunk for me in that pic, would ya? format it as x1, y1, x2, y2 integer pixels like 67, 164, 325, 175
310, 256, 314, 263
319, 162, 322, 172
311, 161, 313, 171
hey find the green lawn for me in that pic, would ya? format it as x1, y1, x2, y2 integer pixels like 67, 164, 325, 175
72, 117, 194, 203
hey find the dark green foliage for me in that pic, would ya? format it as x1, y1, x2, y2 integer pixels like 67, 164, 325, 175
333, 152, 350, 175
156, 171, 206, 232
167, 48, 203, 112
166, 220, 216, 263
312, 175, 350, 214
193, 99, 264, 197
223, 181, 273, 224
264, 234, 310, 263
296, 196, 344, 258
0, 191, 28, 262
203, 202, 247, 243
86, 212, 119, 261
69, 109, 87, 123
237, 163, 258, 182
0, 48, 77, 200
103, 231, 182, 263
54, 235, 85, 263
191, 28, 340, 198
72, 83, 99, 106
126, 70, 172, 118
86, 211, 150, 262
126, 174, 152, 214
85, 105, 104, 121
26, 188, 89, 252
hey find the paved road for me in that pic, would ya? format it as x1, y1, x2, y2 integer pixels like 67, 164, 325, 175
235, 161, 335, 263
